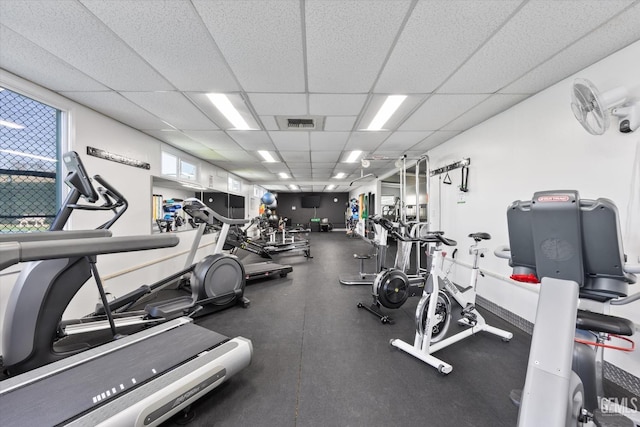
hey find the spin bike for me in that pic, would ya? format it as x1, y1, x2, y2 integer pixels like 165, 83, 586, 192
389, 230, 513, 374
495, 190, 639, 427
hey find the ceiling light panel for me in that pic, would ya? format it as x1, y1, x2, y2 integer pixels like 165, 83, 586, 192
0, 0, 172, 91
269, 131, 310, 151
309, 94, 368, 115
366, 95, 407, 130
500, 4, 640, 94
399, 94, 490, 131
438, 0, 632, 94
0, 26, 109, 92
278, 172, 290, 179
305, 0, 411, 92
375, 0, 521, 93
344, 150, 362, 163
186, 92, 260, 130
248, 93, 308, 116
81, 0, 238, 92
358, 94, 424, 130
193, 0, 305, 92
442, 94, 528, 131
122, 92, 217, 129
60, 91, 168, 130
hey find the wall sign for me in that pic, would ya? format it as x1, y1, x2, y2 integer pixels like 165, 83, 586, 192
86, 146, 150, 170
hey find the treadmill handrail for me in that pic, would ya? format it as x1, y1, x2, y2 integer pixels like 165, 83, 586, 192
0, 229, 112, 244
0, 234, 179, 271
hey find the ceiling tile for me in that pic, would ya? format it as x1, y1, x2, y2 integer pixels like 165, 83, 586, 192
0, 0, 172, 91
60, 91, 168, 129
409, 131, 462, 152
309, 132, 350, 151
193, 0, 305, 92
182, 131, 242, 151
309, 94, 368, 116
188, 147, 227, 161
121, 92, 217, 130
0, 25, 109, 92
343, 131, 391, 151
305, 0, 411, 92
80, 0, 238, 92
324, 116, 357, 131
442, 94, 529, 130
399, 95, 489, 130
260, 116, 279, 131
374, 131, 433, 151
280, 151, 311, 162
310, 152, 340, 163
249, 93, 308, 116
310, 162, 337, 169
376, 0, 523, 93
217, 150, 257, 162
439, 0, 634, 93
269, 131, 310, 151
501, 4, 640, 94
227, 131, 276, 151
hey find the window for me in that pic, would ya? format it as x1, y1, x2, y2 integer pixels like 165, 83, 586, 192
161, 151, 177, 177
0, 87, 60, 232
179, 159, 196, 180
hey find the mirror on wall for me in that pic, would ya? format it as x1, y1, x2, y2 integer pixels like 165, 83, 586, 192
380, 164, 427, 222
151, 176, 245, 233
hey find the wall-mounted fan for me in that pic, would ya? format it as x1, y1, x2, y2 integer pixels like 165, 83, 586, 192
571, 78, 639, 134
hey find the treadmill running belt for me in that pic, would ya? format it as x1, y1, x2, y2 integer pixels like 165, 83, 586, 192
0, 323, 227, 426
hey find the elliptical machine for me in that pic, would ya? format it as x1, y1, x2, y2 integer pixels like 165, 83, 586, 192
1, 151, 248, 375
495, 190, 639, 426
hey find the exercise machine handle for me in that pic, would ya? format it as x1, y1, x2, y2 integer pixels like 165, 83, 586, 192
0, 234, 179, 271
494, 245, 511, 259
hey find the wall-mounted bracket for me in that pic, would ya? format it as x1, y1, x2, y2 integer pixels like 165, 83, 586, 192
430, 158, 470, 177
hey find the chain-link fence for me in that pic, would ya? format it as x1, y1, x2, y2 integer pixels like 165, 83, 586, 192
0, 87, 59, 232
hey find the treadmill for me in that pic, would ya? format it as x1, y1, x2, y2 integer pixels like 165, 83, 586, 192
0, 234, 252, 426
182, 198, 293, 283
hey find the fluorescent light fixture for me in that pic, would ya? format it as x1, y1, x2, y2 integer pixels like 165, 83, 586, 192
326, 184, 336, 190
344, 150, 362, 163
0, 119, 25, 130
278, 172, 290, 179
334, 172, 346, 179
206, 93, 251, 130
258, 150, 277, 163
367, 95, 407, 130
181, 183, 206, 190
0, 149, 56, 162
288, 184, 299, 190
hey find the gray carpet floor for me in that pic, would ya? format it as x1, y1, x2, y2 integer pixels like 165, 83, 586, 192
162, 231, 530, 427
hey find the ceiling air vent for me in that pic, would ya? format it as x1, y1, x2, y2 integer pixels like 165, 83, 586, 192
275, 115, 325, 131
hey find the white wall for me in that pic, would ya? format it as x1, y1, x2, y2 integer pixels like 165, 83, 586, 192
426, 40, 640, 376
0, 70, 252, 352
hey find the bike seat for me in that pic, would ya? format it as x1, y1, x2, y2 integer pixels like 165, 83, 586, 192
576, 310, 635, 336
354, 253, 373, 260
469, 232, 491, 241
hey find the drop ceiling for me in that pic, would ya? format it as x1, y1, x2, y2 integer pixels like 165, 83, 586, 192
1, 0, 639, 193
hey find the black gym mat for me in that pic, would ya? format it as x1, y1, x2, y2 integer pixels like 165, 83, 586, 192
164, 232, 530, 427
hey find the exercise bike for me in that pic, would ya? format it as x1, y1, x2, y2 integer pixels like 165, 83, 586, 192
495, 190, 639, 427
357, 217, 428, 323
389, 229, 513, 374
1, 151, 248, 375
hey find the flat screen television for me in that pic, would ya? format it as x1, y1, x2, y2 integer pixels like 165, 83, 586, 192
301, 195, 321, 208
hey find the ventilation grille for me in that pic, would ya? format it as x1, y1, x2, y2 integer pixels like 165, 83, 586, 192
275, 115, 325, 131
